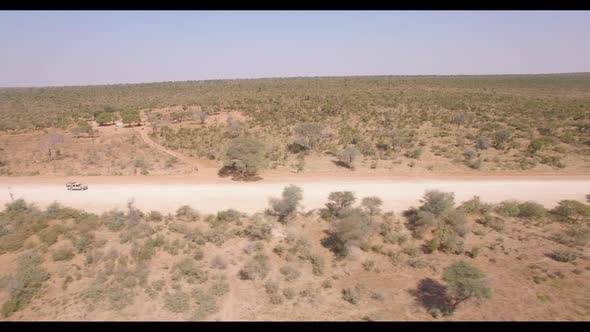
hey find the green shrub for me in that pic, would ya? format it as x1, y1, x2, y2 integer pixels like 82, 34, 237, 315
269, 185, 304, 221
342, 287, 361, 304
38, 225, 63, 245
494, 200, 521, 217
327, 208, 371, 256
307, 254, 325, 276
443, 261, 491, 309
404, 147, 423, 159
479, 213, 505, 232
131, 235, 164, 263
517, 201, 546, 219
216, 209, 242, 223
403, 244, 422, 257
459, 196, 492, 214
102, 209, 126, 231
552, 200, 590, 224
74, 233, 95, 253
239, 253, 270, 280
52, 247, 75, 261
552, 225, 590, 246
209, 279, 230, 297
245, 219, 272, 241
293, 122, 325, 151
493, 128, 512, 150
191, 288, 220, 320
95, 112, 114, 125
119, 223, 154, 244
419, 190, 455, 217
548, 250, 578, 263
527, 139, 544, 154
222, 137, 268, 180
173, 258, 208, 284
176, 205, 200, 222
361, 196, 383, 215
1, 253, 50, 317
148, 211, 164, 222
279, 265, 301, 282
164, 291, 190, 313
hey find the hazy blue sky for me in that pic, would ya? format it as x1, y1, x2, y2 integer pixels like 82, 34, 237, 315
1, 11, 589, 87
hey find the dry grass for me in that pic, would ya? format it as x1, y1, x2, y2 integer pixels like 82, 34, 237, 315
0, 193, 589, 321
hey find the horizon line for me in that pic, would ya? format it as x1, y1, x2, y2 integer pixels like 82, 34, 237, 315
2, 71, 589, 90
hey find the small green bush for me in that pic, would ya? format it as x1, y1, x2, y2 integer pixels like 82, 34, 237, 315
517, 201, 546, 219
494, 200, 521, 217
548, 250, 578, 263
173, 258, 208, 284
148, 211, 164, 222
164, 291, 190, 313
52, 247, 75, 261
216, 209, 241, 223
342, 287, 361, 305
1, 253, 50, 317
238, 253, 270, 280
552, 200, 590, 224
279, 265, 301, 282
176, 205, 200, 222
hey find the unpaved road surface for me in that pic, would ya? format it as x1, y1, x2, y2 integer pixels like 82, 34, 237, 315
1, 177, 588, 214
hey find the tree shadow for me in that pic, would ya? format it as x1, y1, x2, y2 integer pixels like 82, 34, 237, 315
320, 231, 347, 258
331, 160, 354, 170
408, 278, 454, 316
402, 207, 420, 233
217, 166, 263, 182
287, 143, 306, 154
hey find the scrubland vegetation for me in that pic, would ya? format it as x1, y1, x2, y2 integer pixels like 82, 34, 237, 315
1, 74, 590, 177
0, 187, 588, 320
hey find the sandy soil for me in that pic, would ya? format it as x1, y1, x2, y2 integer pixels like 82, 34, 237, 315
1, 176, 588, 214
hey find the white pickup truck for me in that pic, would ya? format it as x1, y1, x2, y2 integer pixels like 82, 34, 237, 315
66, 182, 88, 191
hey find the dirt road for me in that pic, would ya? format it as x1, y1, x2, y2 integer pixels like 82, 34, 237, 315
1, 177, 588, 214
133, 127, 218, 176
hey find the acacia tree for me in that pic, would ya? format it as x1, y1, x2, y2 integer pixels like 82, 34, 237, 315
361, 196, 383, 215
409, 190, 467, 253
95, 112, 114, 126
328, 191, 356, 210
337, 145, 359, 170
329, 208, 371, 256
442, 261, 491, 311
293, 122, 324, 152
321, 191, 356, 220
222, 137, 267, 180
552, 200, 590, 224
419, 190, 456, 218
269, 185, 304, 222
121, 110, 141, 126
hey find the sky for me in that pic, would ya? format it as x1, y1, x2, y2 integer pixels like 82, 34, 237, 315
1, 11, 589, 87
